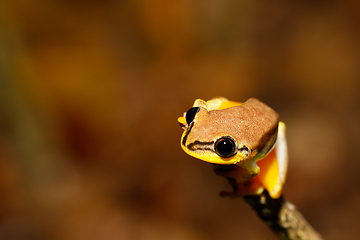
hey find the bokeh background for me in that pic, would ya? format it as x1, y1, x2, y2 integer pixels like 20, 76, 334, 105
1, 1, 360, 239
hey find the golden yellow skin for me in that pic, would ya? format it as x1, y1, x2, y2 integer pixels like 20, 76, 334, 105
178, 97, 288, 199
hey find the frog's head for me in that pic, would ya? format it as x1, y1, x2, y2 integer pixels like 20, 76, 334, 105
178, 98, 279, 168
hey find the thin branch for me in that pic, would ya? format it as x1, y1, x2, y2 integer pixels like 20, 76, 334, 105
244, 192, 323, 240
214, 165, 324, 240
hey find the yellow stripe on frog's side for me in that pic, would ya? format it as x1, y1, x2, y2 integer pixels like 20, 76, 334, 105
255, 121, 287, 199
256, 146, 280, 198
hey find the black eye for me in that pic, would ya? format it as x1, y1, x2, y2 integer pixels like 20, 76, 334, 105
185, 107, 200, 125
215, 137, 237, 158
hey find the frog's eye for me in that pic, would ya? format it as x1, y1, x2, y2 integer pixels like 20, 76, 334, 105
215, 137, 237, 158
185, 107, 200, 125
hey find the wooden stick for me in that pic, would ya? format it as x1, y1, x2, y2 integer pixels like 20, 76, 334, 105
244, 192, 323, 240
214, 165, 324, 240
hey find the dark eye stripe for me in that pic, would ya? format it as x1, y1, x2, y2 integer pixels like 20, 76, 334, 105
187, 141, 214, 151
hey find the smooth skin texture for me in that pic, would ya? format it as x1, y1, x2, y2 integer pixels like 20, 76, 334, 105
178, 97, 288, 198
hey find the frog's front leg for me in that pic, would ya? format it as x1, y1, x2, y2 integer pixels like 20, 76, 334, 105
214, 165, 264, 198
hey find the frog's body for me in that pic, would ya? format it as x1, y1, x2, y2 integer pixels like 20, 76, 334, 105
178, 97, 288, 199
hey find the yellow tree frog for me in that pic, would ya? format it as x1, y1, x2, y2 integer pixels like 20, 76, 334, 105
178, 97, 288, 199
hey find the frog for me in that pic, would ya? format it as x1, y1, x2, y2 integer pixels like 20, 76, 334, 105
178, 97, 288, 199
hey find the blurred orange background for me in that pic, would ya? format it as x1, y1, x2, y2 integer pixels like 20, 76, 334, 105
0, 1, 360, 239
